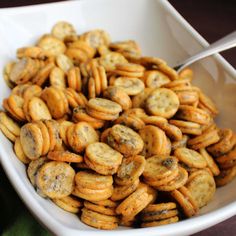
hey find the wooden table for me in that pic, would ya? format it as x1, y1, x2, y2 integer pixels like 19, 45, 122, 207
0, 0, 235, 235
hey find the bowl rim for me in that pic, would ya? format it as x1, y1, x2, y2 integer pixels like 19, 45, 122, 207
0, 0, 235, 235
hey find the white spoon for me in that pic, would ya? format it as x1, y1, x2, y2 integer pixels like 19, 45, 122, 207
174, 31, 236, 72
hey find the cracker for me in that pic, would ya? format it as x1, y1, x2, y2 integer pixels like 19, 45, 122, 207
31, 62, 55, 86
41, 86, 67, 119
87, 98, 122, 115
142, 202, 176, 214
142, 209, 178, 222
116, 185, 149, 216
200, 148, 220, 176
171, 135, 189, 151
75, 170, 113, 190
53, 196, 80, 213
145, 88, 179, 118
28, 97, 52, 121
36, 161, 75, 198
34, 121, 51, 156
113, 77, 145, 95
169, 119, 202, 135
67, 67, 82, 92
141, 216, 179, 227
158, 122, 182, 141
52, 21, 76, 40
140, 57, 178, 80
112, 63, 144, 78
12, 83, 32, 97
198, 90, 218, 116
27, 157, 49, 187
139, 125, 167, 157
73, 186, 113, 201
170, 189, 196, 218
207, 129, 234, 157
0, 111, 20, 136
23, 84, 42, 101
9, 58, 35, 84
91, 200, 118, 208
216, 145, 236, 168
3, 61, 16, 88
14, 137, 31, 164
109, 40, 141, 62
37, 35, 66, 56
17, 46, 48, 59
174, 147, 207, 168
67, 122, 99, 153
186, 170, 216, 208
80, 29, 111, 49
84, 156, 118, 176
103, 86, 132, 111
49, 67, 66, 88
132, 88, 154, 108
68, 41, 96, 59
144, 167, 179, 188
44, 120, 62, 151
99, 52, 128, 71
124, 108, 148, 119
108, 124, 144, 156
143, 155, 178, 181
3, 98, 23, 122
179, 68, 193, 80
215, 166, 236, 187
187, 129, 220, 150
8, 94, 26, 121
144, 70, 170, 88
115, 155, 145, 185
72, 106, 104, 129
175, 105, 211, 125
85, 142, 123, 174
114, 114, 145, 130
156, 166, 188, 191
48, 150, 83, 163
81, 208, 118, 230
20, 123, 43, 160
84, 201, 116, 216
111, 179, 140, 201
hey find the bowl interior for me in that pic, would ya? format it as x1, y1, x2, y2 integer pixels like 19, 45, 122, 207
0, 0, 235, 234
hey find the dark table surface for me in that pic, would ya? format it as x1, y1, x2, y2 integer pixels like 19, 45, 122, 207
0, 0, 235, 236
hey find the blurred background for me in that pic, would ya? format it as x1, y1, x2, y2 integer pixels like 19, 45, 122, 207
0, 0, 235, 236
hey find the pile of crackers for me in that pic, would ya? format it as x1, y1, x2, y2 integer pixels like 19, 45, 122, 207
1, 21, 236, 230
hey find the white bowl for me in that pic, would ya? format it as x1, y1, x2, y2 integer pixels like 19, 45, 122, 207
0, 0, 236, 235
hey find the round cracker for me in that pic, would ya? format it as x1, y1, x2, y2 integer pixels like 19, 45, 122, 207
111, 179, 140, 201
36, 161, 75, 198
186, 170, 216, 208
48, 150, 83, 163
86, 142, 123, 169
108, 124, 144, 156
27, 157, 49, 186
115, 155, 145, 185
174, 147, 207, 168
141, 216, 179, 227
20, 123, 43, 160
143, 155, 178, 181
113, 77, 145, 96
28, 97, 52, 121
145, 88, 179, 118
75, 170, 113, 190
14, 137, 31, 164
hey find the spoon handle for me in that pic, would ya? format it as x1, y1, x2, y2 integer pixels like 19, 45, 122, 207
174, 31, 236, 72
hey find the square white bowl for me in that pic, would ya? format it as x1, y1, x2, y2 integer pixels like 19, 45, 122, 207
0, 0, 236, 235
